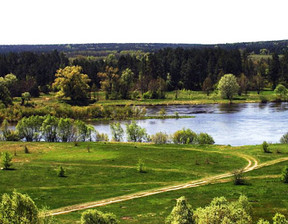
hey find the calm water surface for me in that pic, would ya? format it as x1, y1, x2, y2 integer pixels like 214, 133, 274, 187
91, 102, 288, 146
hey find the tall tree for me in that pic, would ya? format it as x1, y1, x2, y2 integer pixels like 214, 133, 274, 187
53, 65, 91, 101
218, 74, 239, 103
269, 53, 280, 89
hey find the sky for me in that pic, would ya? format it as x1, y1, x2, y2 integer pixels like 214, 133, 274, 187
0, 0, 287, 45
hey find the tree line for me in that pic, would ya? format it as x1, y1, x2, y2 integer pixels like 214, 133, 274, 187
1, 48, 288, 103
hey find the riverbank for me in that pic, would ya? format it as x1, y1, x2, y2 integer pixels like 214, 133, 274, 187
0, 89, 278, 122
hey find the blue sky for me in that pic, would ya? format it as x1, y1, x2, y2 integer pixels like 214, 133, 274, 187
1, 0, 287, 45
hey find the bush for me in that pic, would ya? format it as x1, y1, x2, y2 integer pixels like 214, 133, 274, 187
81, 209, 118, 224
194, 195, 252, 224
151, 132, 169, 144
262, 141, 270, 153
0, 191, 39, 224
172, 128, 197, 144
280, 132, 288, 144
1, 152, 12, 170
166, 196, 194, 224
137, 159, 147, 173
126, 121, 148, 142
233, 169, 246, 185
96, 132, 109, 142
196, 133, 215, 145
24, 146, 29, 154
57, 166, 66, 177
273, 213, 288, 224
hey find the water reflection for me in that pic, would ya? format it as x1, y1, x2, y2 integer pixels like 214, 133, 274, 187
91, 102, 288, 146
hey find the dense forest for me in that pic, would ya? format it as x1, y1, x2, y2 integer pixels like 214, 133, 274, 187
1, 39, 288, 57
1, 41, 288, 103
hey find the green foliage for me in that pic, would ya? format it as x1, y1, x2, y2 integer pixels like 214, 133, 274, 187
233, 169, 246, 185
137, 159, 147, 173
273, 213, 288, 224
262, 141, 270, 153
95, 132, 109, 142
172, 128, 197, 144
280, 166, 288, 183
57, 118, 75, 142
196, 133, 215, 145
202, 76, 213, 96
0, 191, 39, 224
194, 195, 252, 224
38, 206, 57, 224
80, 209, 118, 224
57, 166, 66, 177
159, 108, 166, 117
274, 84, 288, 100
280, 133, 288, 144
218, 74, 240, 102
257, 219, 270, 224
0, 82, 12, 107
166, 196, 194, 224
53, 65, 91, 101
151, 132, 169, 144
110, 122, 124, 142
0, 119, 19, 141
41, 115, 59, 142
126, 121, 148, 142
16, 115, 44, 141
1, 152, 12, 170
21, 92, 31, 106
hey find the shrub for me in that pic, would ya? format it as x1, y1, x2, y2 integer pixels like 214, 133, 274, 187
151, 132, 169, 144
137, 159, 147, 173
95, 132, 109, 142
24, 146, 29, 154
57, 166, 66, 177
81, 209, 118, 224
233, 169, 246, 185
196, 133, 215, 145
194, 195, 252, 224
1, 152, 12, 170
0, 191, 39, 224
280, 132, 288, 144
262, 141, 270, 153
166, 196, 194, 224
273, 213, 288, 224
110, 122, 124, 142
126, 121, 148, 142
172, 128, 197, 144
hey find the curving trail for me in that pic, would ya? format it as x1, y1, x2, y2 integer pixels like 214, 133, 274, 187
49, 153, 288, 216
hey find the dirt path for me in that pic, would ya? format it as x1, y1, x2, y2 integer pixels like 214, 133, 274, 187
50, 152, 259, 216
49, 154, 288, 216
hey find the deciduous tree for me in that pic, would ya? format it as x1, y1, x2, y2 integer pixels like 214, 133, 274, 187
218, 74, 239, 103
53, 65, 91, 101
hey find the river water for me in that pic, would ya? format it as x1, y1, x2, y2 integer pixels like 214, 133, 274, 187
91, 102, 288, 146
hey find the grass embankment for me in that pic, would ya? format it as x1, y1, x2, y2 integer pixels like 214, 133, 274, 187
1, 142, 288, 223
0, 89, 277, 122
95, 89, 276, 106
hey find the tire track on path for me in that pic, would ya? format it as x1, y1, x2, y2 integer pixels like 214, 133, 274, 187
50, 152, 258, 216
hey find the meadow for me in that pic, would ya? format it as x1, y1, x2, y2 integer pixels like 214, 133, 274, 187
0, 142, 288, 223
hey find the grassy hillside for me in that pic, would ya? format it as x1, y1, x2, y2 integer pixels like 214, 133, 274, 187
0, 142, 288, 223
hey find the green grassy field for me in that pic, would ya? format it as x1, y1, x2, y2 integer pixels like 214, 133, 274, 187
0, 142, 288, 223
16, 89, 277, 107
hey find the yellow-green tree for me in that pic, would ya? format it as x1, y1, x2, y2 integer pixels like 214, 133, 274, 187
53, 66, 91, 101
97, 66, 119, 99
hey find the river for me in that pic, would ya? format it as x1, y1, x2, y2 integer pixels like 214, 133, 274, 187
91, 102, 288, 146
